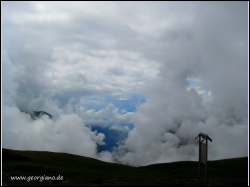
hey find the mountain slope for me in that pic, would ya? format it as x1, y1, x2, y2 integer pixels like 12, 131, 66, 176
2, 148, 248, 186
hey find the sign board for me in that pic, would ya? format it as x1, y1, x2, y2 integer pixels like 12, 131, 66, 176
201, 142, 206, 151
200, 142, 207, 164
195, 133, 212, 185
201, 155, 206, 164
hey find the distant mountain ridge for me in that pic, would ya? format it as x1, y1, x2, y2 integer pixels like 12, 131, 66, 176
20, 110, 53, 120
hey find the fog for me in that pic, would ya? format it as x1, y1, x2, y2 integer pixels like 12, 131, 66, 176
2, 2, 248, 166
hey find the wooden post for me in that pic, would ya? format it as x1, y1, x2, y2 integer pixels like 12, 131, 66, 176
205, 138, 207, 185
198, 135, 200, 179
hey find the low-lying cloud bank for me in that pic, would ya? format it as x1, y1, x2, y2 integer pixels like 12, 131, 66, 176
3, 106, 104, 158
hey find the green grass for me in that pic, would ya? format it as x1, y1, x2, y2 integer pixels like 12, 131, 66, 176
2, 149, 248, 186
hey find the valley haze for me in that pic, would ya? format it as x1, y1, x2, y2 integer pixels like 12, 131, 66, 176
2, 1, 248, 167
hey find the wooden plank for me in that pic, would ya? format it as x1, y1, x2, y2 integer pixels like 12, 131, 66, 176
201, 142, 206, 151
201, 149, 206, 157
201, 155, 207, 164
200, 142, 207, 164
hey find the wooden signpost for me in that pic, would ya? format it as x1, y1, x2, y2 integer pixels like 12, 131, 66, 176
195, 132, 212, 185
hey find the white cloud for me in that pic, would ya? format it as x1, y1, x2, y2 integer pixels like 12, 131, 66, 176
2, 105, 105, 158
111, 2, 248, 166
2, 2, 248, 166
187, 86, 212, 100
119, 98, 129, 101
110, 125, 130, 133
76, 103, 134, 128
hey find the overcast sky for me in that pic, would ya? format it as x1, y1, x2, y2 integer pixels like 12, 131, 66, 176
2, 2, 248, 166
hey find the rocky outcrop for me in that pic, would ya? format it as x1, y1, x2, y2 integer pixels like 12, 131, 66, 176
20, 110, 53, 120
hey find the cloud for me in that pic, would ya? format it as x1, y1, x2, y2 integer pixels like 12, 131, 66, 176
111, 2, 248, 166
119, 98, 129, 101
2, 2, 248, 166
2, 1, 159, 112
2, 105, 105, 158
76, 103, 134, 128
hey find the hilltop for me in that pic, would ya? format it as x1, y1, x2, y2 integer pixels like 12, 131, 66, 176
20, 110, 53, 120
2, 148, 248, 186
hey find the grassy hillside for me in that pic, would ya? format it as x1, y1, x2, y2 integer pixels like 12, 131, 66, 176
2, 148, 248, 186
